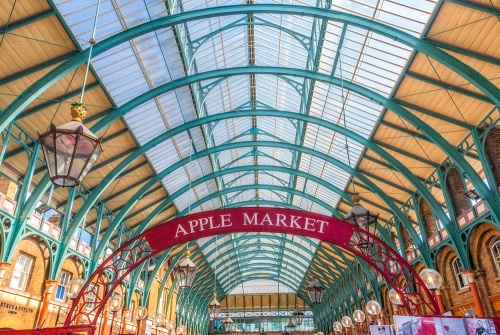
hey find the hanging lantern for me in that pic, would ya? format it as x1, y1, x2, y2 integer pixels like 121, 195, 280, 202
134, 306, 148, 321
343, 194, 379, 248
208, 294, 221, 319
38, 102, 102, 187
285, 319, 296, 335
307, 278, 324, 304
223, 314, 234, 332
174, 249, 197, 289
66, 278, 85, 299
292, 306, 304, 326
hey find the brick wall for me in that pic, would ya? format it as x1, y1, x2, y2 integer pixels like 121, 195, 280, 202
445, 168, 471, 216
419, 200, 437, 238
468, 223, 500, 316
484, 127, 500, 188
0, 237, 49, 329
0, 176, 17, 199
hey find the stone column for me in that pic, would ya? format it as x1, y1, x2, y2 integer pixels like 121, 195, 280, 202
463, 270, 485, 317
100, 304, 110, 335
0, 262, 11, 287
435, 289, 446, 314
121, 308, 130, 333
37, 279, 58, 328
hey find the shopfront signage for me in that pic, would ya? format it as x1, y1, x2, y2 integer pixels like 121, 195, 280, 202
147, 208, 354, 250
0, 302, 34, 313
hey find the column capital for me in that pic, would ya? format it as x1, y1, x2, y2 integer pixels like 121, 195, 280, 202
462, 270, 476, 283
0, 262, 11, 278
44, 279, 58, 294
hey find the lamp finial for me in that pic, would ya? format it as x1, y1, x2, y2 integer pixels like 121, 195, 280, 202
70, 102, 87, 122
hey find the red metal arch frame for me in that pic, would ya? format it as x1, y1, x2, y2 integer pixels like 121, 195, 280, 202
64, 208, 439, 327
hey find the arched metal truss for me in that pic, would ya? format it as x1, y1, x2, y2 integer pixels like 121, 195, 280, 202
1, 1, 500, 333
64, 208, 439, 328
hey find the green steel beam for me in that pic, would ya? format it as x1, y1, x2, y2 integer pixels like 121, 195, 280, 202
405, 71, 491, 103
83, 108, 115, 124
175, 184, 337, 216
0, 8, 55, 33
82, 67, 490, 234
444, 0, 500, 15
393, 98, 471, 129
4, 7, 498, 229
361, 155, 428, 183
426, 38, 500, 67
358, 170, 413, 194
4, 4, 500, 130
371, 139, 438, 167
0, 51, 79, 87
15, 81, 101, 121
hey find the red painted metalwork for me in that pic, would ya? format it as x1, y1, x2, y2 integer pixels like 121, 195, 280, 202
64, 208, 439, 327
0, 325, 94, 334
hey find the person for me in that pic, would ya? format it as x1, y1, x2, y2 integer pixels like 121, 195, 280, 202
475, 320, 486, 335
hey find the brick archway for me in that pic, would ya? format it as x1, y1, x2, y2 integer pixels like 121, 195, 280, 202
65, 208, 439, 327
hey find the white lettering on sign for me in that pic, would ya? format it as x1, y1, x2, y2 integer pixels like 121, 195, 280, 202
174, 211, 330, 238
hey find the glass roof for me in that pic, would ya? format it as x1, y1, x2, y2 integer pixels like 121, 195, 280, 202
53, 0, 438, 294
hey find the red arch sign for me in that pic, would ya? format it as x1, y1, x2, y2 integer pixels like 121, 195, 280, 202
65, 208, 438, 327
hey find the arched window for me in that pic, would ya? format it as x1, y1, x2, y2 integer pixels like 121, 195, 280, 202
452, 258, 469, 290
490, 238, 500, 276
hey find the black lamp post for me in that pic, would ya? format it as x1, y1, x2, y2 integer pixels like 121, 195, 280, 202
38, 103, 102, 187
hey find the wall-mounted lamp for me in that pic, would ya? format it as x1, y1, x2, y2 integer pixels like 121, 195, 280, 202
465, 189, 480, 200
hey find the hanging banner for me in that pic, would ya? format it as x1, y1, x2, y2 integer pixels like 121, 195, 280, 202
369, 325, 395, 335
394, 316, 500, 335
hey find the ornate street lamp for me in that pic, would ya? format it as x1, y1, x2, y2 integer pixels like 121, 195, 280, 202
292, 305, 304, 326
134, 306, 148, 321
134, 306, 148, 335
332, 322, 342, 333
176, 323, 187, 335
208, 294, 221, 319
419, 268, 446, 313
419, 268, 443, 290
352, 310, 365, 334
307, 277, 324, 304
166, 320, 176, 334
152, 314, 166, 335
174, 249, 197, 289
366, 300, 381, 324
285, 319, 296, 335
389, 289, 403, 306
108, 293, 124, 335
66, 278, 85, 299
341, 316, 352, 334
343, 194, 379, 248
38, 103, 102, 187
